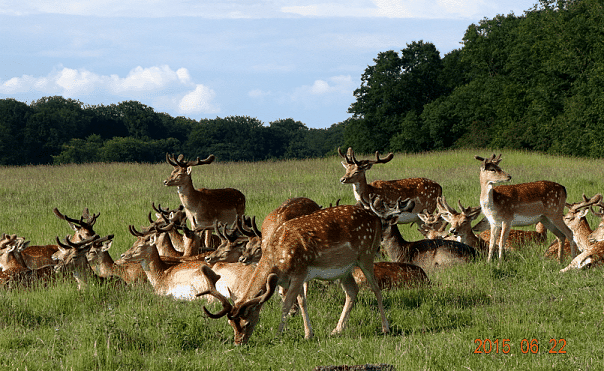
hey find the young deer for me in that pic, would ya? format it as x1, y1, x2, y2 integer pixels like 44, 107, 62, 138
164, 153, 246, 248
202, 202, 410, 345
475, 154, 576, 263
339, 147, 442, 225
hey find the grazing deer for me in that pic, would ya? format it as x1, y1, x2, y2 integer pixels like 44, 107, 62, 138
352, 262, 430, 290
338, 147, 442, 225
164, 153, 246, 248
370, 198, 477, 271
202, 201, 411, 345
238, 198, 322, 265
475, 154, 576, 263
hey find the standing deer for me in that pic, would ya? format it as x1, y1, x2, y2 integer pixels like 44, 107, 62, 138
475, 154, 576, 263
164, 153, 246, 248
202, 201, 411, 345
338, 147, 442, 225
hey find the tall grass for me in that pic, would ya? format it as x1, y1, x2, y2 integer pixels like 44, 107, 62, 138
0, 149, 602, 370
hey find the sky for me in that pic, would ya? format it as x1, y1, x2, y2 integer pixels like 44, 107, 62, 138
1, 0, 539, 129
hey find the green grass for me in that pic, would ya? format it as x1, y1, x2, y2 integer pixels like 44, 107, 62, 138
0, 149, 603, 370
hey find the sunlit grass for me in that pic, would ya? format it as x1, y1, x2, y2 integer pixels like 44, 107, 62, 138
0, 149, 603, 370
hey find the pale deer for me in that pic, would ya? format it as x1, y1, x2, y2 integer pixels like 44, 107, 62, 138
204, 220, 248, 265
369, 197, 477, 271
416, 210, 454, 240
352, 262, 430, 290
238, 197, 322, 265
543, 194, 601, 259
13, 207, 101, 269
119, 229, 255, 300
0, 239, 56, 289
202, 202, 410, 345
54, 234, 120, 289
86, 241, 147, 284
475, 154, 576, 263
338, 147, 442, 225
164, 153, 246, 248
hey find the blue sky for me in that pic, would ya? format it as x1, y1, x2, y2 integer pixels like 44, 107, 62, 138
1, 0, 538, 129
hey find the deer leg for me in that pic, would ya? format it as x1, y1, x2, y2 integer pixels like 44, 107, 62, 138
278, 278, 306, 337
487, 224, 501, 263
542, 217, 575, 262
357, 262, 389, 334
332, 273, 359, 335
296, 287, 314, 339
498, 221, 512, 262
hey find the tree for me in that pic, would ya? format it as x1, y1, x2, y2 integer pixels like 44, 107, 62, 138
0, 99, 32, 165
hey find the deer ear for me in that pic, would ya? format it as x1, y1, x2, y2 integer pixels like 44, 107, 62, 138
187, 167, 193, 175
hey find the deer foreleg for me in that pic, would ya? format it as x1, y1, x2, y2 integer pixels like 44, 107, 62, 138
498, 222, 511, 262
487, 224, 501, 262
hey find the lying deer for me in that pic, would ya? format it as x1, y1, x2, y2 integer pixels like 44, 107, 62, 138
352, 262, 430, 290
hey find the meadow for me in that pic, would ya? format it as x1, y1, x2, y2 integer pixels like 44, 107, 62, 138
0, 149, 602, 370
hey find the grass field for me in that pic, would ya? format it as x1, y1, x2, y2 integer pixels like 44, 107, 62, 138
0, 149, 603, 370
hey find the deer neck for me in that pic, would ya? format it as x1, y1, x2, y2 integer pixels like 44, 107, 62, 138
237, 259, 278, 306
571, 218, 593, 251
89, 252, 114, 278
478, 179, 500, 225
351, 177, 370, 204
176, 176, 197, 199
138, 247, 169, 288
381, 224, 410, 263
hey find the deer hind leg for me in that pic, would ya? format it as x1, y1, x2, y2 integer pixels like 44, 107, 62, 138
498, 221, 512, 262
542, 216, 575, 262
332, 273, 359, 336
278, 278, 311, 338
357, 262, 389, 334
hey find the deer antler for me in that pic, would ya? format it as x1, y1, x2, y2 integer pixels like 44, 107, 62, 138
198, 265, 233, 319
166, 153, 215, 168
236, 215, 261, 238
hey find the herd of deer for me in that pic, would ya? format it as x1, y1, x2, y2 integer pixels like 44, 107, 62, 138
1, 150, 603, 345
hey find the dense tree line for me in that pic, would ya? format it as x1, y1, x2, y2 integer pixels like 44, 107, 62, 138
1, 0, 602, 166
346, 0, 604, 157
0, 97, 345, 165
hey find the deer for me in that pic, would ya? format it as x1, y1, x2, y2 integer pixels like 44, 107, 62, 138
85, 240, 148, 284
201, 200, 412, 345
13, 207, 100, 269
338, 147, 442, 225
587, 198, 604, 244
543, 194, 602, 259
54, 234, 120, 289
118, 229, 254, 301
352, 262, 430, 290
368, 196, 477, 271
416, 210, 455, 240
0, 239, 57, 289
436, 196, 548, 253
164, 153, 246, 248
204, 220, 249, 265
475, 154, 576, 263
237, 197, 322, 265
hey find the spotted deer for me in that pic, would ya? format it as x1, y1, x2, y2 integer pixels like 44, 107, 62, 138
475, 154, 576, 263
338, 147, 442, 225
202, 201, 411, 345
367, 196, 477, 271
164, 153, 246, 248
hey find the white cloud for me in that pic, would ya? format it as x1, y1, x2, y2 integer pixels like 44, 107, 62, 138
178, 85, 219, 114
0, 65, 220, 115
1, 0, 530, 19
288, 75, 356, 107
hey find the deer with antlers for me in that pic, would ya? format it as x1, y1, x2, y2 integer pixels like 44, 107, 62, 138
475, 154, 576, 263
338, 147, 442, 225
201, 199, 412, 345
164, 153, 246, 248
